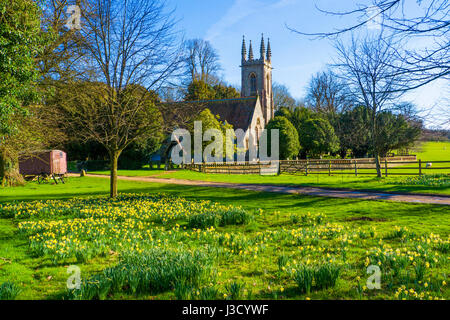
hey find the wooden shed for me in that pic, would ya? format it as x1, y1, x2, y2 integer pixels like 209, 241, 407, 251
19, 150, 67, 176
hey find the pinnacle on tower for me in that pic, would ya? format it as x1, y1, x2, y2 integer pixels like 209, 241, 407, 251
267, 38, 271, 61
248, 40, 254, 61
260, 34, 265, 60
241, 36, 247, 62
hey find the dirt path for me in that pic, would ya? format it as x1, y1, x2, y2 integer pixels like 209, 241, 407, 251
71, 173, 450, 205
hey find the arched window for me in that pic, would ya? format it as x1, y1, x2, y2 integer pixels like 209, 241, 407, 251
266, 74, 270, 94
250, 73, 257, 96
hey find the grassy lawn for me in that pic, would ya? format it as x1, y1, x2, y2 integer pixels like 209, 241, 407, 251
89, 169, 450, 195
410, 141, 450, 160
0, 177, 449, 300
88, 142, 450, 196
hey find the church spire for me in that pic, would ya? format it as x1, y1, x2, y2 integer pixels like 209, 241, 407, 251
267, 38, 271, 61
241, 36, 247, 62
260, 34, 265, 60
248, 40, 254, 61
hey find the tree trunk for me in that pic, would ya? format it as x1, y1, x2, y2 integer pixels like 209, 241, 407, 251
374, 153, 382, 178
0, 148, 24, 187
372, 111, 382, 178
372, 116, 381, 178
109, 150, 121, 198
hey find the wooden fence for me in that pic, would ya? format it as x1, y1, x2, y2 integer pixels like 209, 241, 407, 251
183, 156, 450, 176
183, 162, 275, 174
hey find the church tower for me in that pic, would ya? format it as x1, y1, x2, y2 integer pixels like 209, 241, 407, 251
241, 34, 273, 124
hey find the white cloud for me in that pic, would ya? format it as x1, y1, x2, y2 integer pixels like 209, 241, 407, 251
205, 0, 297, 41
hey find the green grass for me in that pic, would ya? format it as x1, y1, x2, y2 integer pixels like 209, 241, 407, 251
86, 142, 450, 196
411, 141, 450, 160
0, 177, 449, 300
86, 170, 450, 195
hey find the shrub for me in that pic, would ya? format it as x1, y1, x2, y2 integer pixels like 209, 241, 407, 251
266, 116, 300, 160
298, 118, 340, 158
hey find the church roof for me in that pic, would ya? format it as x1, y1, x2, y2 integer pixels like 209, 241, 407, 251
163, 97, 258, 130
198, 97, 257, 130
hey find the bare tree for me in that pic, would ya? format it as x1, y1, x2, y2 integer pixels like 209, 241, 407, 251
39, 0, 93, 84
334, 33, 406, 176
272, 82, 297, 111
184, 39, 221, 85
59, 0, 183, 197
289, 0, 449, 92
305, 70, 352, 115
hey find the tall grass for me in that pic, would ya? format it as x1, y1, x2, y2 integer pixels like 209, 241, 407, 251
293, 263, 341, 293
68, 248, 213, 299
293, 266, 314, 294
0, 282, 21, 300
188, 207, 253, 229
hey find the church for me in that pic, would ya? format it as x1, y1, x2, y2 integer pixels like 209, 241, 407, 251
158, 35, 275, 164
186, 34, 274, 148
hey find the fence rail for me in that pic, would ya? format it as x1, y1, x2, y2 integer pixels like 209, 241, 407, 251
183, 156, 450, 176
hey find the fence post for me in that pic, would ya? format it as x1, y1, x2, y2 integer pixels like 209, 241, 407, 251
385, 158, 388, 177
328, 160, 331, 176
419, 159, 422, 176
305, 160, 309, 176
354, 160, 358, 176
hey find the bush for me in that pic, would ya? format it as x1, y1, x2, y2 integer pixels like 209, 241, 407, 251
0, 282, 21, 300
266, 116, 300, 160
298, 118, 340, 158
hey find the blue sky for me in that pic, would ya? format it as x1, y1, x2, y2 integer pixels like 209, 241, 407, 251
167, 0, 448, 128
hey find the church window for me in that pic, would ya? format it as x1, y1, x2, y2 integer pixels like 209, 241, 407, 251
250, 73, 257, 96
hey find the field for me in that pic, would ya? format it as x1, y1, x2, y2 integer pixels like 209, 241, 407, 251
0, 177, 449, 300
